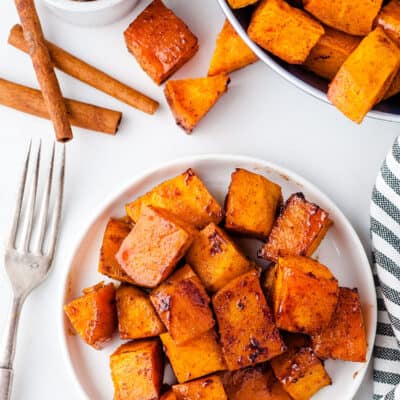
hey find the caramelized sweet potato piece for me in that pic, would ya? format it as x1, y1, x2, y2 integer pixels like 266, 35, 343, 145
213, 271, 286, 370
248, 0, 324, 64
116, 284, 165, 340
151, 265, 215, 344
384, 70, 400, 100
186, 223, 252, 292
259, 193, 332, 262
98, 218, 136, 284
303, 27, 361, 81
377, 0, 400, 45
271, 333, 331, 400
312, 287, 367, 361
64, 282, 117, 349
110, 339, 164, 400
304, 0, 383, 36
173, 375, 228, 400
161, 330, 227, 383
227, 0, 258, 9
273, 256, 339, 334
161, 391, 177, 400
124, 0, 198, 85
208, 20, 258, 76
126, 169, 223, 229
164, 75, 230, 133
225, 168, 282, 239
116, 206, 197, 288
221, 364, 291, 400
328, 28, 400, 123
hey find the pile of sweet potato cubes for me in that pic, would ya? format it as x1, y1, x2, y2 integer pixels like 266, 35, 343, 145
64, 168, 367, 400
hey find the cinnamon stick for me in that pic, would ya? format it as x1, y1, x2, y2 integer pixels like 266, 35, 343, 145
0, 78, 122, 135
14, 0, 73, 142
9, 24, 160, 115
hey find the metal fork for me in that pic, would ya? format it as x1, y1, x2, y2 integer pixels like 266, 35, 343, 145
0, 141, 65, 400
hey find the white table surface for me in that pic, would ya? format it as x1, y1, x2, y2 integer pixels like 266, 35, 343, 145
0, 0, 397, 398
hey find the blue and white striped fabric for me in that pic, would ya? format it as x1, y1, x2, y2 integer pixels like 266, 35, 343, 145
371, 137, 400, 400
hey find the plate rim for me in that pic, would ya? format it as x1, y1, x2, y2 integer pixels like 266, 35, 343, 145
58, 153, 377, 400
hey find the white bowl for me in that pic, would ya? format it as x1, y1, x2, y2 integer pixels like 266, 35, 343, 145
41, 0, 139, 26
59, 154, 376, 400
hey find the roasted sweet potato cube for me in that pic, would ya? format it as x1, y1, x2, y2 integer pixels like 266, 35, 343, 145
161, 391, 177, 400
186, 223, 251, 292
126, 169, 223, 229
116, 284, 165, 340
110, 339, 164, 400
98, 218, 136, 284
161, 330, 227, 383
271, 333, 331, 400
208, 20, 258, 77
116, 206, 197, 288
164, 75, 230, 133
64, 282, 117, 349
259, 193, 332, 263
173, 375, 228, 400
248, 0, 324, 64
123, 0, 198, 85
328, 28, 400, 123
303, 27, 361, 81
273, 256, 339, 334
312, 287, 367, 361
304, 0, 383, 36
377, 0, 400, 45
225, 168, 282, 239
151, 265, 215, 344
213, 271, 286, 370
227, 0, 258, 9
221, 364, 291, 400
384, 70, 400, 100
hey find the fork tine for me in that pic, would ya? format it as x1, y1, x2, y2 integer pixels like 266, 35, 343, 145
7, 140, 32, 249
47, 144, 65, 262
32, 142, 55, 254
20, 140, 41, 252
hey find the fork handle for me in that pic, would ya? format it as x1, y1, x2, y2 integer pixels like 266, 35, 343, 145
0, 368, 13, 400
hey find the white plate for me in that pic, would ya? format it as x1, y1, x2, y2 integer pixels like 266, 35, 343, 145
59, 154, 377, 400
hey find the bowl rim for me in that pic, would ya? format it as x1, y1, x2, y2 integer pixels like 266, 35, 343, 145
216, 0, 400, 124
41, 0, 130, 13
58, 153, 377, 400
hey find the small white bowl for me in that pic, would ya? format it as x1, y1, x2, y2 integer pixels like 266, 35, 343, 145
41, 0, 139, 26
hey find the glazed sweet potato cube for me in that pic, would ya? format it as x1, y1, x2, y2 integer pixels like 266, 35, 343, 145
304, 0, 383, 36
124, 0, 198, 85
248, 0, 324, 64
64, 282, 117, 349
164, 75, 230, 133
186, 223, 251, 292
150, 265, 215, 344
259, 193, 332, 263
221, 364, 291, 400
377, 0, 400, 45
303, 27, 361, 81
384, 70, 400, 100
98, 218, 136, 284
328, 28, 400, 123
161, 391, 177, 400
273, 256, 339, 334
312, 287, 367, 362
116, 284, 165, 340
161, 330, 227, 383
126, 169, 223, 229
271, 333, 331, 400
213, 271, 286, 370
110, 339, 164, 400
227, 0, 258, 9
173, 375, 228, 400
225, 168, 282, 239
208, 20, 258, 77
116, 206, 197, 288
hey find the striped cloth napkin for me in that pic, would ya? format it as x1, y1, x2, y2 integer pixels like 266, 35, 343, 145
371, 137, 400, 399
